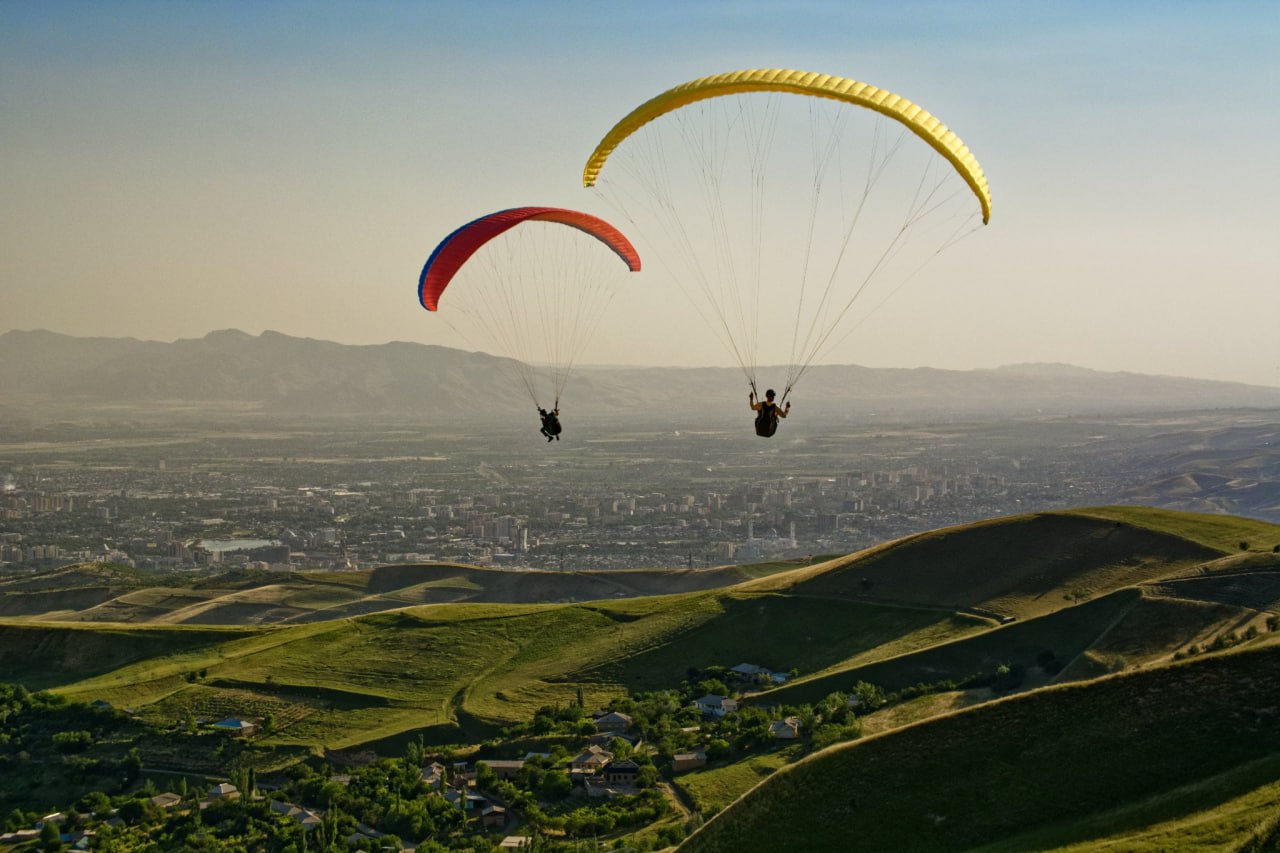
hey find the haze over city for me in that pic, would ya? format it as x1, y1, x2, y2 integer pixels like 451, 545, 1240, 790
3, 1, 1278, 388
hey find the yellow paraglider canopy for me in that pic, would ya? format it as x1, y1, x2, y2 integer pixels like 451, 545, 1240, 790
583, 68, 991, 224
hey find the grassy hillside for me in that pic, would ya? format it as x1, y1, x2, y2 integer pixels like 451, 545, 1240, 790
3, 507, 1274, 757
758, 589, 1142, 706
0, 558, 813, 625
1062, 506, 1280, 553
0, 622, 258, 689
679, 641, 1280, 853
753, 510, 1227, 620
27, 591, 956, 748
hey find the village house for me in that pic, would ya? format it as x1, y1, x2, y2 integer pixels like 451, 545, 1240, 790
479, 758, 525, 781
593, 710, 633, 733
0, 830, 39, 846
150, 792, 183, 811
443, 787, 506, 828
770, 716, 803, 740
499, 837, 531, 850
479, 801, 506, 829
671, 751, 708, 772
348, 822, 384, 846
269, 800, 323, 831
198, 783, 240, 810
420, 762, 447, 790
602, 758, 640, 787
570, 745, 612, 772
694, 694, 740, 717
588, 729, 642, 749
444, 787, 490, 814
730, 662, 789, 685
210, 717, 257, 737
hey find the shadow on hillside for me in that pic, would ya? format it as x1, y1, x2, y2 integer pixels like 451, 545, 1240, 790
564, 593, 951, 693
790, 513, 1222, 618
0, 624, 256, 691
349, 708, 503, 754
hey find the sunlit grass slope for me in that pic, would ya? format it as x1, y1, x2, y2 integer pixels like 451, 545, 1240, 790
39, 591, 954, 748
1063, 506, 1280, 553
679, 642, 1280, 853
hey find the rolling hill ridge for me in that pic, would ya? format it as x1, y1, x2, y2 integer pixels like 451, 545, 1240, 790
1, 507, 1274, 752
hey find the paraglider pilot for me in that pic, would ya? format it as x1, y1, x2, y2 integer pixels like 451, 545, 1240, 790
539, 407, 562, 442
750, 389, 789, 437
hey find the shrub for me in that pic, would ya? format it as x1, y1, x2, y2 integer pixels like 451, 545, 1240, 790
52, 730, 93, 753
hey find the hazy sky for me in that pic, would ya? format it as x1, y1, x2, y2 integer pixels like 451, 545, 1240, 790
3, 1, 1278, 386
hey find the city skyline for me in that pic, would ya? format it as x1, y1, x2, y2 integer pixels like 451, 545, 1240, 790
3, 2, 1278, 387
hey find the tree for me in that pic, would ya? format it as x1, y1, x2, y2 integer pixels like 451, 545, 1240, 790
39, 820, 61, 851
697, 678, 729, 697
705, 739, 730, 760
635, 765, 659, 789
849, 682, 886, 713
122, 747, 143, 782
538, 770, 572, 801
404, 735, 426, 767
609, 736, 633, 760
78, 791, 112, 819
474, 761, 498, 792
52, 730, 93, 753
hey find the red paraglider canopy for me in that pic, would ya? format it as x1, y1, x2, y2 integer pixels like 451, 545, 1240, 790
418, 206, 641, 311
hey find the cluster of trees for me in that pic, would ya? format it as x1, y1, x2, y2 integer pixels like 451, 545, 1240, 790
1176, 620, 1277, 661
0, 684, 146, 815
287, 760, 464, 843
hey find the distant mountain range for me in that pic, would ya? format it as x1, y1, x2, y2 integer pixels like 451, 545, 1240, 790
2, 328, 1278, 421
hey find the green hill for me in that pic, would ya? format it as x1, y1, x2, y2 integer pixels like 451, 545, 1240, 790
0, 558, 813, 625
2, 507, 1275, 758
752, 508, 1231, 620
679, 641, 1280, 852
